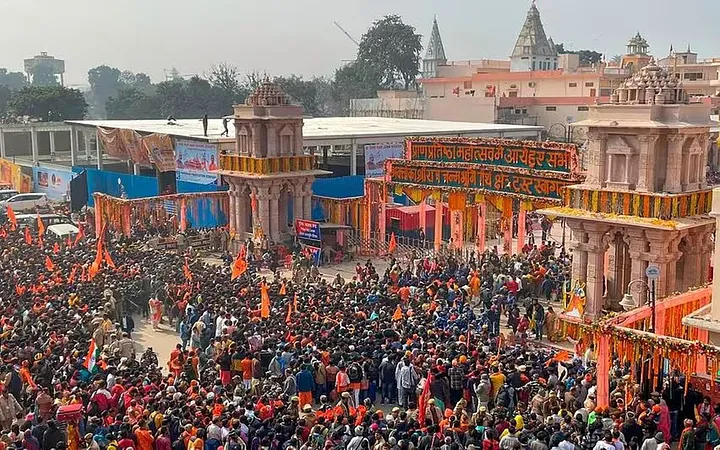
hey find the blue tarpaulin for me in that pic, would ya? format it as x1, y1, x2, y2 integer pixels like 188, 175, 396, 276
77, 167, 158, 207
312, 176, 364, 199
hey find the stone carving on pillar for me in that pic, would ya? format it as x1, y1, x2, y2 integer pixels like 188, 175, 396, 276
268, 183, 281, 241
292, 181, 304, 221
584, 131, 607, 187
636, 134, 659, 191
302, 180, 313, 220
583, 223, 611, 319
663, 134, 685, 193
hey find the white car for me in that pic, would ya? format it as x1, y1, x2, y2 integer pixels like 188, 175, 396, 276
0, 193, 49, 212
47, 223, 80, 239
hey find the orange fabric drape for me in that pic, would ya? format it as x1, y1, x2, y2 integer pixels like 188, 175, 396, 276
260, 284, 271, 319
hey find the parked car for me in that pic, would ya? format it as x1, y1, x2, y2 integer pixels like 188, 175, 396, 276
0, 193, 49, 212
0, 190, 19, 202
47, 223, 80, 239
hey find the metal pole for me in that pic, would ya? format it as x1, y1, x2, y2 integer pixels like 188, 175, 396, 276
651, 279, 656, 333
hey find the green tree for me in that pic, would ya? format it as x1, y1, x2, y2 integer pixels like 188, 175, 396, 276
578, 50, 603, 66
554, 43, 567, 54
356, 15, 422, 89
0, 69, 27, 90
29, 63, 59, 87
9, 85, 87, 121
0, 85, 11, 118
331, 61, 383, 114
274, 75, 322, 116
106, 88, 157, 119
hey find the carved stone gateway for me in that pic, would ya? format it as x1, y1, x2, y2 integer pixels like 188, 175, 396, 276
539, 63, 716, 320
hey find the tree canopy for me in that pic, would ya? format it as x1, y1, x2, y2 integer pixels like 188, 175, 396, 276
0, 69, 27, 91
356, 15, 422, 90
554, 43, 603, 66
8, 85, 87, 121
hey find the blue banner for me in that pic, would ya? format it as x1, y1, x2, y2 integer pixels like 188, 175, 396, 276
295, 219, 321, 241
33, 166, 76, 201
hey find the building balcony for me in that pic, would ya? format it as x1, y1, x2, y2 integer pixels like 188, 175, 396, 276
219, 154, 316, 175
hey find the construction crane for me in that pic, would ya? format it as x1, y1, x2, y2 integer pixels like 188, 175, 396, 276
333, 21, 360, 47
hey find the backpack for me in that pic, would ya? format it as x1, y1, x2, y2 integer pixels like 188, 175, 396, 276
8, 370, 21, 394
347, 364, 361, 382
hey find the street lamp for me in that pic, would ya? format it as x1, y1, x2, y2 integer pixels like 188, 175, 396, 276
620, 278, 657, 333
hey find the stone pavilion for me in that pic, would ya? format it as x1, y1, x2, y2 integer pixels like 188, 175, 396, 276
541, 62, 716, 320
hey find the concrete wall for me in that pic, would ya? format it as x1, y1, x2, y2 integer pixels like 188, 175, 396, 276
424, 97, 496, 123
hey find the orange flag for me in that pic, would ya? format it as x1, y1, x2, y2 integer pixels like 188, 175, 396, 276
260, 283, 271, 319
183, 257, 193, 281
53, 242, 60, 254
24, 227, 32, 245
73, 223, 84, 246
88, 261, 100, 280
392, 304, 403, 321
279, 282, 286, 296
231, 257, 247, 280
285, 301, 293, 324
44, 255, 55, 272
36, 214, 45, 236
6, 207, 16, 231
388, 232, 397, 254
68, 266, 78, 284
104, 250, 116, 269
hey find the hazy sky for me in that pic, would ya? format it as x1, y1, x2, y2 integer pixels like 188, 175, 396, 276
2, 0, 718, 87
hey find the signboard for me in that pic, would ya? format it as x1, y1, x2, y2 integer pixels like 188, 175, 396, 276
304, 245, 322, 265
645, 265, 660, 280
33, 166, 75, 200
388, 160, 569, 202
0, 159, 30, 192
295, 219, 321, 241
407, 138, 575, 174
364, 143, 404, 177
175, 140, 219, 184
143, 134, 175, 172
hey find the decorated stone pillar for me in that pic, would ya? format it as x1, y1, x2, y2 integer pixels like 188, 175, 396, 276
663, 135, 685, 193
626, 228, 649, 305
434, 195, 443, 252
636, 135, 659, 192
646, 229, 678, 299
293, 181, 304, 222
269, 184, 281, 241
419, 197, 427, 236
302, 181, 313, 221
257, 185, 271, 239
567, 221, 589, 284
678, 230, 703, 290
228, 182, 237, 234
584, 223, 610, 320
585, 131, 607, 187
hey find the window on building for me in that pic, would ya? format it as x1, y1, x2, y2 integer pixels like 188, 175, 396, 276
523, 46, 531, 55
684, 72, 703, 81
554, 62, 558, 70
569, 82, 578, 88
532, 61, 536, 71
585, 82, 594, 87
577, 106, 589, 111
546, 106, 557, 111
508, 91, 518, 98
514, 109, 522, 114
522, 108, 527, 114
589, 88, 596, 97
463, 81, 473, 89
600, 88, 612, 97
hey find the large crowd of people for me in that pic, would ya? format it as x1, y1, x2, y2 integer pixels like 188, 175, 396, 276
0, 217, 715, 450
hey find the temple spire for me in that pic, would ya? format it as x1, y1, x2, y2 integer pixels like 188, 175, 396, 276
510, 2, 558, 71
422, 16, 447, 78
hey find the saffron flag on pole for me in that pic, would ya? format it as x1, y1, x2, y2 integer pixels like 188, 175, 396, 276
285, 301, 292, 324
388, 232, 397, 254
53, 242, 60, 254
6, 207, 16, 231
84, 339, 100, 372
183, 257, 193, 281
260, 283, 271, 319
24, 227, 32, 245
104, 250, 116, 269
73, 223, 84, 246
36, 214, 45, 236
279, 282, 286, 296
418, 372, 433, 425
231, 257, 247, 280
45, 255, 55, 272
